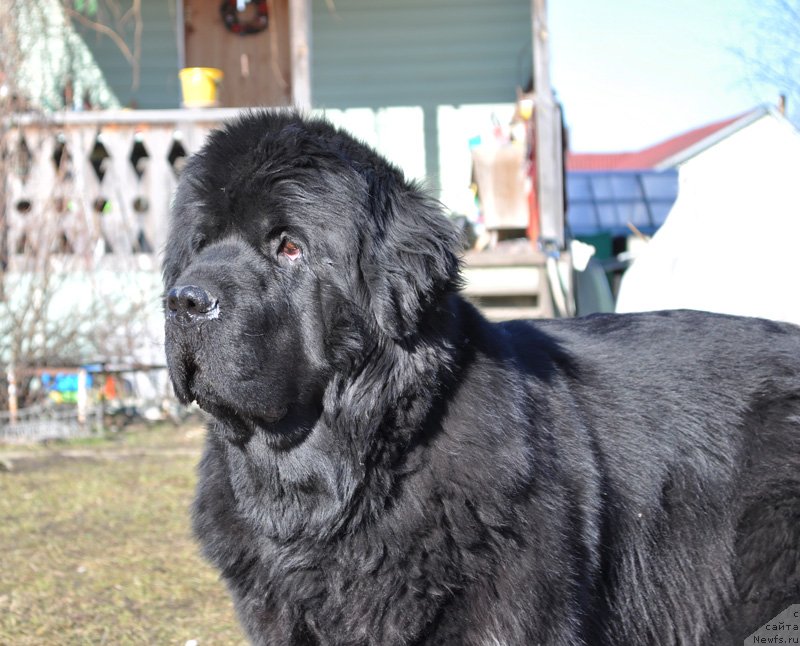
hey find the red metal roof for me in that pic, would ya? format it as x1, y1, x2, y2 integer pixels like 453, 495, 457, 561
566, 111, 748, 171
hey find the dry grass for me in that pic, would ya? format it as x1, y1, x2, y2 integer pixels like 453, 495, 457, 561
0, 423, 246, 645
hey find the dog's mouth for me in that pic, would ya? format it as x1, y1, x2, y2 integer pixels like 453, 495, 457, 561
174, 359, 313, 449
205, 398, 313, 449
186, 368, 286, 423
196, 393, 287, 429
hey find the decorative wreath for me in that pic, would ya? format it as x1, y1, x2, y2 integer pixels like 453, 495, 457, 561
220, 0, 269, 36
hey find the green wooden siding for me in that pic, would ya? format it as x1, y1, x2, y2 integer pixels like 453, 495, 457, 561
311, 0, 532, 191
79, 1, 531, 113
77, 0, 181, 109
311, 0, 532, 108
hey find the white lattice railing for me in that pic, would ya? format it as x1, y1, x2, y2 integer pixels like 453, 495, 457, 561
2, 108, 245, 271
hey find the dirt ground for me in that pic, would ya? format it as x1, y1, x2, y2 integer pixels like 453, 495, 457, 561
0, 423, 246, 645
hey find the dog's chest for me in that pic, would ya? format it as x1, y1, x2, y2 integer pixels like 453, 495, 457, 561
272, 543, 446, 644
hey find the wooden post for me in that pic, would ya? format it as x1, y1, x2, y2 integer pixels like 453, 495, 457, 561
7, 364, 17, 425
77, 368, 88, 426
532, 0, 565, 249
532, 0, 573, 316
289, 0, 312, 110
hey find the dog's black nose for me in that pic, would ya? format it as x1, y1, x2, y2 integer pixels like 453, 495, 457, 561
167, 285, 218, 320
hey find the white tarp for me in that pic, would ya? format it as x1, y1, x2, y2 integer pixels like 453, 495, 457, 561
616, 111, 800, 327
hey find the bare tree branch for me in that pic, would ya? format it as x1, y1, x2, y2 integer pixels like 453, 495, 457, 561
63, 1, 143, 93
735, 0, 800, 119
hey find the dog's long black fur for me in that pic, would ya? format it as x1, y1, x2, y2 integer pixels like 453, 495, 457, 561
163, 110, 800, 645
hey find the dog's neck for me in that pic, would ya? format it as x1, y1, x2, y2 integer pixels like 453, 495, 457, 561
216, 294, 469, 541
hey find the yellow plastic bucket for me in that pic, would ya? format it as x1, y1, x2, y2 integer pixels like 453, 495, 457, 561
179, 67, 224, 108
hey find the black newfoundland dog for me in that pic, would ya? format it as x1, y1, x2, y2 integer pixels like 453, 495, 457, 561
164, 111, 800, 645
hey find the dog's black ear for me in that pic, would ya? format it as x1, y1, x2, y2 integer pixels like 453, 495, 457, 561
359, 173, 462, 342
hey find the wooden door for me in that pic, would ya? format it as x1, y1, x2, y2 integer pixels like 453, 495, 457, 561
183, 0, 292, 107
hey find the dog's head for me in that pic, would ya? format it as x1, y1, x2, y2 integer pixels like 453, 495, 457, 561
163, 111, 461, 441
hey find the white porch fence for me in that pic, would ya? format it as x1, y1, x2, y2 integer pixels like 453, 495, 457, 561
2, 104, 517, 269
2, 108, 246, 270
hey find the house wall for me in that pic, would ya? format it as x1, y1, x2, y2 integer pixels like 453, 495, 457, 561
311, 0, 532, 210
78, 0, 533, 212
76, 0, 181, 109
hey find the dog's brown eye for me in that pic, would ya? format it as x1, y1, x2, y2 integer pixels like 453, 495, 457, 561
278, 239, 302, 261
